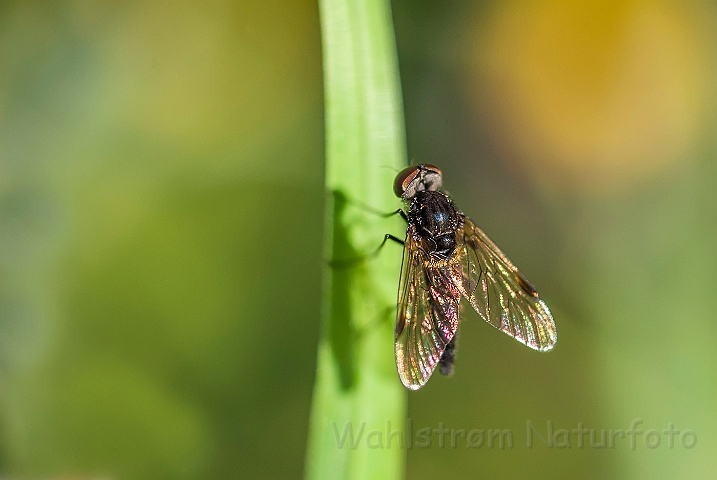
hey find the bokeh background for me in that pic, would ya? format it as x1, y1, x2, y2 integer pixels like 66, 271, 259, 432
1, 1, 716, 479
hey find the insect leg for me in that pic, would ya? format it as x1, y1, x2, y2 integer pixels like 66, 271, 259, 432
329, 234, 405, 269
360, 204, 407, 223
381, 233, 405, 247
391, 209, 409, 223
341, 193, 408, 223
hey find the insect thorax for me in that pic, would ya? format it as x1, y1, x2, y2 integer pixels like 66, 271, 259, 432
408, 191, 461, 257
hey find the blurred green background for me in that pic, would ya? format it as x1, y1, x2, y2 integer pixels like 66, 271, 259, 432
1, 1, 716, 479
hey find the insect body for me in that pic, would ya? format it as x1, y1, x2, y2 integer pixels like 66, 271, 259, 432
393, 164, 557, 390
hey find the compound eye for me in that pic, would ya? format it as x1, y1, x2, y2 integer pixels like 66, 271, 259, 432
393, 165, 420, 197
421, 164, 442, 178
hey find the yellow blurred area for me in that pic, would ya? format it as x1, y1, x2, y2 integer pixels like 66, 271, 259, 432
471, 0, 716, 192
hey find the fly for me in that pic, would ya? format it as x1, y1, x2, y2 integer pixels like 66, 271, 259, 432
391, 164, 557, 390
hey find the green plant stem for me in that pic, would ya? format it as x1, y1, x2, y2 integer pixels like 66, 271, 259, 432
304, 0, 408, 479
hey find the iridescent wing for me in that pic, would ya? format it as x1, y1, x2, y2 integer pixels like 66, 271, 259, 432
457, 216, 557, 351
394, 225, 462, 390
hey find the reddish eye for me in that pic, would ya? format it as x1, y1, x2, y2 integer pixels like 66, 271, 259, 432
393, 165, 420, 197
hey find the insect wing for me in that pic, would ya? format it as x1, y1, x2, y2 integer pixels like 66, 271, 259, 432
458, 217, 557, 351
394, 226, 462, 390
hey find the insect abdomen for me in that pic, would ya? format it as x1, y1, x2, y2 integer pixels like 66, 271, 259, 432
438, 337, 456, 376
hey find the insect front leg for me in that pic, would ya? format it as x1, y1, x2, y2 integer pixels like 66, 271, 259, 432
387, 209, 409, 223
340, 191, 408, 223
328, 189, 407, 268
